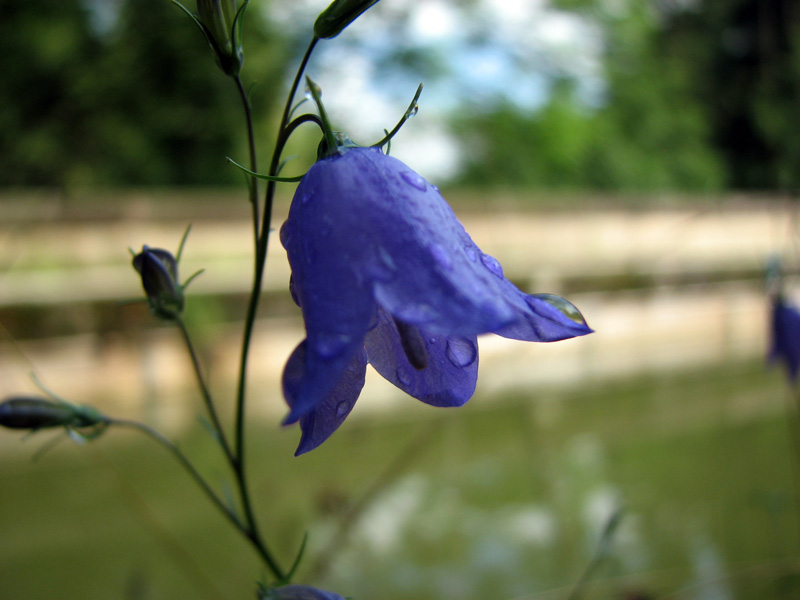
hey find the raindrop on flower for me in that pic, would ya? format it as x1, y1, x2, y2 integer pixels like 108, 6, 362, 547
400, 171, 427, 191
394, 302, 436, 324
445, 337, 477, 368
481, 253, 504, 278
335, 401, 350, 417
430, 243, 452, 270
396, 368, 412, 386
314, 333, 350, 359
464, 245, 479, 263
528, 294, 588, 326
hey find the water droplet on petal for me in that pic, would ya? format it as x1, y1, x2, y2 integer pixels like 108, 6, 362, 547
279, 222, 291, 248
464, 245, 479, 263
481, 253, 504, 278
430, 243, 452, 270
396, 368, 412, 386
288, 275, 300, 306
400, 171, 427, 192
335, 400, 351, 417
368, 247, 397, 282
394, 303, 436, 324
446, 337, 477, 368
314, 333, 351, 359
299, 190, 313, 205
527, 294, 588, 326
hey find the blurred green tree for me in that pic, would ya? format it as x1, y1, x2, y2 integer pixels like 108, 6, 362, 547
663, 0, 800, 189
455, 1, 726, 192
0, 0, 100, 187
0, 0, 288, 188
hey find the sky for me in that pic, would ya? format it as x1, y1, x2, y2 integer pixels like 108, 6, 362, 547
268, 0, 606, 181
83, 0, 607, 182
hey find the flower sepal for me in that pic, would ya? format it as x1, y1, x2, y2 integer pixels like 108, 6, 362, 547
173, 0, 247, 76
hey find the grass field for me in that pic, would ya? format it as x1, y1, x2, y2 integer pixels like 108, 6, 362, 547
1, 359, 799, 600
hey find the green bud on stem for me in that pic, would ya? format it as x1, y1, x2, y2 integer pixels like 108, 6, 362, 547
314, 0, 381, 39
0, 396, 104, 431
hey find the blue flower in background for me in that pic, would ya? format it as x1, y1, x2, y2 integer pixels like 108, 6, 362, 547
280, 146, 593, 454
259, 584, 346, 600
769, 296, 800, 382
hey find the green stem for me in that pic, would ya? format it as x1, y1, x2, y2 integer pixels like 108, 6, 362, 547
175, 317, 234, 466
229, 36, 320, 584
234, 74, 260, 250
109, 417, 283, 578
109, 418, 243, 532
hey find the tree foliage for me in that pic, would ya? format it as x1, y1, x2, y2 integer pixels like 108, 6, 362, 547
457, 0, 799, 192
0, 0, 287, 188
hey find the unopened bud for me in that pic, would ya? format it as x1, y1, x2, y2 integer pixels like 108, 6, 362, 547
196, 0, 245, 75
133, 246, 185, 320
314, 0, 380, 39
0, 396, 103, 431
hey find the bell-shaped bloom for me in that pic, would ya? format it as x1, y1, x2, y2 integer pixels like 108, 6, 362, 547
769, 296, 800, 382
280, 146, 592, 455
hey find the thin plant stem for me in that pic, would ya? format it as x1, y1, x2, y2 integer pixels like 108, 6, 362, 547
175, 317, 234, 466
109, 418, 243, 532
235, 36, 319, 465
234, 74, 260, 250
227, 36, 320, 584
109, 416, 286, 580
782, 385, 800, 548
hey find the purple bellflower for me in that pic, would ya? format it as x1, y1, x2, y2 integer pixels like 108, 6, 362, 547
769, 295, 800, 382
259, 584, 346, 600
279, 145, 593, 455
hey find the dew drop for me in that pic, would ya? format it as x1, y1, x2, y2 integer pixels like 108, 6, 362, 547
396, 368, 412, 386
314, 333, 350, 359
400, 171, 427, 192
464, 245, 479, 263
369, 247, 397, 282
526, 294, 588, 326
299, 190, 313, 205
335, 400, 351, 418
481, 253, 504, 278
445, 337, 477, 368
430, 243, 452, 270
279, 222, 291, 247
395, 303, 436, 324
288, 275, 300, 307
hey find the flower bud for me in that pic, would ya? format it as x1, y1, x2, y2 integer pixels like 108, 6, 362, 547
196, 0, 244, 75
132, 246, 185, 320
0, 396, 103, 431
314, 0, 380, 39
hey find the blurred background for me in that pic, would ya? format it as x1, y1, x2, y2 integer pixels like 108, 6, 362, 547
1, 0, 799, 598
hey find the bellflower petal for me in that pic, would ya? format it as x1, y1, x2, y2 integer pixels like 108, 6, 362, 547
769, 297, 800, 382
280, 146, 592, 453
280, 204, 376, 423
365, 307, 477, 407
283, 340, 367, 455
